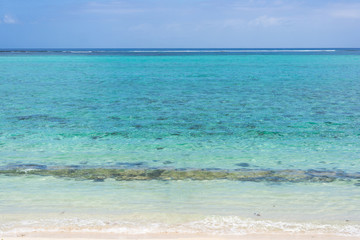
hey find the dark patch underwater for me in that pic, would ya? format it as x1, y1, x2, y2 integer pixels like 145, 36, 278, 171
0, 165, 359, 185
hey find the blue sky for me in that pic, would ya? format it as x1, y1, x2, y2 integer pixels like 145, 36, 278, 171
0, 0, 359, 48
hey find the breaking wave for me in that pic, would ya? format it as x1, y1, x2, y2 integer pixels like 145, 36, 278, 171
1, 216, 359, 237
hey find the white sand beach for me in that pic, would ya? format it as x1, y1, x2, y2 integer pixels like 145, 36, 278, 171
3, 232, 360, 240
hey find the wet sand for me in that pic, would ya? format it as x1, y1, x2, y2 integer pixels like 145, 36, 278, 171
3, 232, 360, 240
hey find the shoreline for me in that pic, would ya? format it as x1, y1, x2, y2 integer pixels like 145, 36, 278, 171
1, 212, 359, 238
3, 232, 360, 240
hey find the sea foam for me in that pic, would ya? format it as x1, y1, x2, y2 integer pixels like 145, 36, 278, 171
1, 216, 360, 237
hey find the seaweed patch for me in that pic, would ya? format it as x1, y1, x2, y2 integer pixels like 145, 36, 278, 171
0, 167, 359, 183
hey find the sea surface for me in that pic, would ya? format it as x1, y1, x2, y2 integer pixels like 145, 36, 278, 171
1, 48, 360, 236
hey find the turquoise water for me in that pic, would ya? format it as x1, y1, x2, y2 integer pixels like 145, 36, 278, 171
1, 49, 360, 236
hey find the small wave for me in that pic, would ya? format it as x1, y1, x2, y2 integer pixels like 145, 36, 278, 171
1, 216, 359, 237
62, 51, 93, 53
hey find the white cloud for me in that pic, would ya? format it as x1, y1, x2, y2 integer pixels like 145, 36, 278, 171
330, 8, 360, 19
2, 15, 17, 24
309, 3, 360, 20
249, 15, 283, 27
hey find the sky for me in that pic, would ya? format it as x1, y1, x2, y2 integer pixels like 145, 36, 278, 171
0, 0, 359, 48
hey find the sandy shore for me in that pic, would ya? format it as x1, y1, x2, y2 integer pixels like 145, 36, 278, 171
2, 232, 360, 240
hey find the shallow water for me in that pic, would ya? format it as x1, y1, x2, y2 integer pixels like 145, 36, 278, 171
1, 49, 360, 236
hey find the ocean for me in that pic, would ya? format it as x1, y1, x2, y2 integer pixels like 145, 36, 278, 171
1, 48, 360, 236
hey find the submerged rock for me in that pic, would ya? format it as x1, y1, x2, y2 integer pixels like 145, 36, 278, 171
235, 163, 250, 167
273, 170, 308, 182
0, 167, 357, 184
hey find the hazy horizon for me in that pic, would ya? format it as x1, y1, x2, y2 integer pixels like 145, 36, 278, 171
1, 0, 359, 48
0, 0, 360, 48
1, 47, 360, 50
